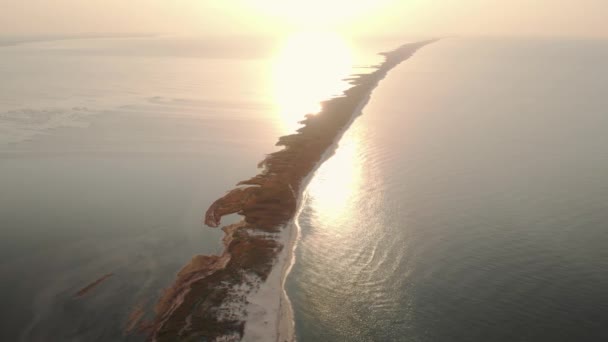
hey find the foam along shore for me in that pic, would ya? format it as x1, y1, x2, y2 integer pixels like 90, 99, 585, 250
143, 39, 437, 342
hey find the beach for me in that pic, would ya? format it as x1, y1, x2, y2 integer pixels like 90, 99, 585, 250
145, 40, 436, 341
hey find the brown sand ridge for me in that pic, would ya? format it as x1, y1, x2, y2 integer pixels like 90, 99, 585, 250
144, 39, 437, 341
74, 273, 114, 297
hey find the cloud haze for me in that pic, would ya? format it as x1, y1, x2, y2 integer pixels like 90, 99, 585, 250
1, 0, 607, 38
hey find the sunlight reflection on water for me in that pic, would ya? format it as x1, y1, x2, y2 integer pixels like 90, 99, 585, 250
307, 129, 363, 228
272, 31, 354, 133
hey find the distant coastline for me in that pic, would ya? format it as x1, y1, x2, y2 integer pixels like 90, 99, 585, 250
140, 39, 437, 341
0, 33, 158, 47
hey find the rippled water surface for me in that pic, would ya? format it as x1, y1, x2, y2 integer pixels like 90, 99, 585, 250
3, 35, 607, 341
0, 36, 285, 341
0, 34, 392, 341
287, 38, 608, 341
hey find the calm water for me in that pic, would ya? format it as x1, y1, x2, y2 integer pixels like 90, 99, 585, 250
3, 36, 607, 342
288, 38, 608, 341
0, 35, 389, 340
0, 36, 287, 341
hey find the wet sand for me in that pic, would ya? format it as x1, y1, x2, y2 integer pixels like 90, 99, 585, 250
144, 39, 436, 341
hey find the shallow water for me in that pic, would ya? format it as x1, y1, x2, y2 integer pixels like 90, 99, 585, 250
0, 34, 391, 340
287, 38, 608, 341
0, 36, 288, 341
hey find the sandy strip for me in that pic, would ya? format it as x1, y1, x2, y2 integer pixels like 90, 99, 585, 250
241, 221, 294, 342
150, 40, 437, 341
242, 62, 397, 342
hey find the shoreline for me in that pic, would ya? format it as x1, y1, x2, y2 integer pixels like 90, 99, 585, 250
144, 39, 437, 342
272, 65, 401, 341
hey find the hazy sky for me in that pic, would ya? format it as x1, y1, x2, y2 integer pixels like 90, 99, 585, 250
2, 0, 607, 38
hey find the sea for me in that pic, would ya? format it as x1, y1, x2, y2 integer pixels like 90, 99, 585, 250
287, 37, 608, 342
1, 35, 607, 341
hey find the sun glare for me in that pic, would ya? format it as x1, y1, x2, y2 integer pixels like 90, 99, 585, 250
272, 31, 353, 133
307, 127, 362, 226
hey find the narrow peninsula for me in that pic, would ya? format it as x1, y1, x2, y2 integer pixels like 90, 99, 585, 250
144, 39, 436, 342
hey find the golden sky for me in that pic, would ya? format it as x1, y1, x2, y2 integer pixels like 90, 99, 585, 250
2, 0, 607, 38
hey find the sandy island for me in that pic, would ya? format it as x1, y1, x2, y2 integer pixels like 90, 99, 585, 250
139, 39, 437, 342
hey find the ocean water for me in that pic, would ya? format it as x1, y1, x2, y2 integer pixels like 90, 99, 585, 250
0, 36, 288, 341
0, 34, 391, 341
287, 38, 608, 341
4, 35, 607, 342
